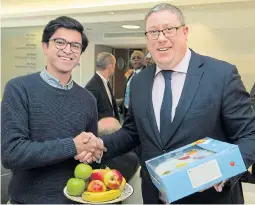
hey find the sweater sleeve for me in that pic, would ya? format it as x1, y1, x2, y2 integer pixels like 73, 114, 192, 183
1, 80, 77, 170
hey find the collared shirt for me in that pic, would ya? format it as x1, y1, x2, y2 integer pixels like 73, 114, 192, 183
96, 72, 112, 105
124, 67, 143, 108
40, 68, 73, 90
152, 48, 191, 131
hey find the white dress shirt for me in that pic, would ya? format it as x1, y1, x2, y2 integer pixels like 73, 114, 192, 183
152, 48, 191, 131
96, 72, 112, 105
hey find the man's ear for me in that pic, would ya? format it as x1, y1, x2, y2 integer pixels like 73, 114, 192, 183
183, 26, 189, 40
42, 42, 48, 55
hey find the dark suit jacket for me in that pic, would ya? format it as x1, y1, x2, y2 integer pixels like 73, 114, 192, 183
241, 83, 255, 183
102, 50, 255, 204
250, 82, 255, 108
85, 73, 120, 121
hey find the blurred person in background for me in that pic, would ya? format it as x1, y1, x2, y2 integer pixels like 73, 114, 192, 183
122, 50, 146, 118
86, 52, 120, 121
144, 52, 154, 67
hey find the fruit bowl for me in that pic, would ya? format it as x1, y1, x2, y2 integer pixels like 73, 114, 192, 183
64, 183, 133, 204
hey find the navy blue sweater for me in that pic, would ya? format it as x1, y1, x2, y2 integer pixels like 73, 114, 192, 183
1, 73, 98, 204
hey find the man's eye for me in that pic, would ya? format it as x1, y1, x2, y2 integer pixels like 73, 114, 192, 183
149, 30, 158, 34
56, 40, 65, 45
72, 44, 80, 49
165, 27, 174, 32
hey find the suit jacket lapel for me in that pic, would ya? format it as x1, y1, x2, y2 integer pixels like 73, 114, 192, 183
165, 51, 204, 145
145, 65, 163, 147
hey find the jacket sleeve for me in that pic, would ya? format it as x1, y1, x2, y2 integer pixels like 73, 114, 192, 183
250, 83, 255, 108
222, 66, 255, 167
100, 83, 140, 160
1, 81, 77, 170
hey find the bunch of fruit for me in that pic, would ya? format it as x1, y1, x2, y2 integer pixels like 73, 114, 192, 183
66, 163, 126, 203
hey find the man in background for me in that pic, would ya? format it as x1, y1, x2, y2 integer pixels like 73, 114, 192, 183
144, 52, 154, 67
123, 50, 146, 118
86, 52, 120, 121
1, 16, 105, 204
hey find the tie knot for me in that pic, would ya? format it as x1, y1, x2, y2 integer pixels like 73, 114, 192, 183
161, 70, 172, 79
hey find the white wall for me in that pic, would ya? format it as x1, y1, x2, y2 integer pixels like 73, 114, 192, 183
0, 27, 97, 95
188, 25, 255, 91
1, 27, 45, 95
79, 42, 95, 87
1, 17, 255, 95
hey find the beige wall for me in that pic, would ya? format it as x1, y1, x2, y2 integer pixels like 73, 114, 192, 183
188, 25, 255, 91
0, 27, 97, 94
1, 24, 255, 96
1, 27, 45, 95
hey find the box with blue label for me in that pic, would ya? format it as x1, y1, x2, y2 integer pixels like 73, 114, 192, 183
145, 137, 247, 203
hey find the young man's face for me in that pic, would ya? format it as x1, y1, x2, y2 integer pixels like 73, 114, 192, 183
42, 27, 83, 75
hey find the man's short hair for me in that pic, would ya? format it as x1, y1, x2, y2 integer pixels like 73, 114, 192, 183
41, 16, 88, 53
98, 117, 121, 136
145, 3, 185, 26
131, 50, 145, 59
96, 52, 115, 71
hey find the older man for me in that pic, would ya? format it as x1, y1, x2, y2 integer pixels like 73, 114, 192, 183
76, 3, 255, 204
123, 50, 146, 118
86, 52, 120, 121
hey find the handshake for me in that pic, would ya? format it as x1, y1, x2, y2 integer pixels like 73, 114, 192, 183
73, 132, 107, 163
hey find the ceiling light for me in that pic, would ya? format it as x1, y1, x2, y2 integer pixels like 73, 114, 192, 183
122, 25, 140, 29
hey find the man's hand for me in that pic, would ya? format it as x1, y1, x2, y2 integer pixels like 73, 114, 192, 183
213, 181, 226, 192
73, 132, 106, 156
74, 132, 106, 163
199, 180, 226, 192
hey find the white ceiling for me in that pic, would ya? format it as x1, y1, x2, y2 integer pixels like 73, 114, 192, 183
1, 0, 255, 48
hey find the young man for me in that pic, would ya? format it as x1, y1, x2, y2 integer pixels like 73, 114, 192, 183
76, 3, 255, 204
85, 52, 120, 121
1, 16, 105, 204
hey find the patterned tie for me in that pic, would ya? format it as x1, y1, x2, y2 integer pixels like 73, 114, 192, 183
160, 70, 173, 144
107, 81, 120, 121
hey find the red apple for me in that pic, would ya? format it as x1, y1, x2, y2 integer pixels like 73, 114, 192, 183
104, 169, 123, 190
87, 180, 107, 192
90, 169, 108, 182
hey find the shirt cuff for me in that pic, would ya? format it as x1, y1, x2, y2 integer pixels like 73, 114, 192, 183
95, 152, 103, 164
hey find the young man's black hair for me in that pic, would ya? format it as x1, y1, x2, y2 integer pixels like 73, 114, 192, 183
42, 16, 88, 53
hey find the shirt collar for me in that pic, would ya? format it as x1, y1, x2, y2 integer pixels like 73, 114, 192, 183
40, 67, 73, 90
96, 72, 109, 84
134, 67, 143, 74
155, 48, 191, 76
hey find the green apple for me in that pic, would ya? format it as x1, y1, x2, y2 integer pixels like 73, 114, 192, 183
66, 178, 86, 196
74, 163, 93, 181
